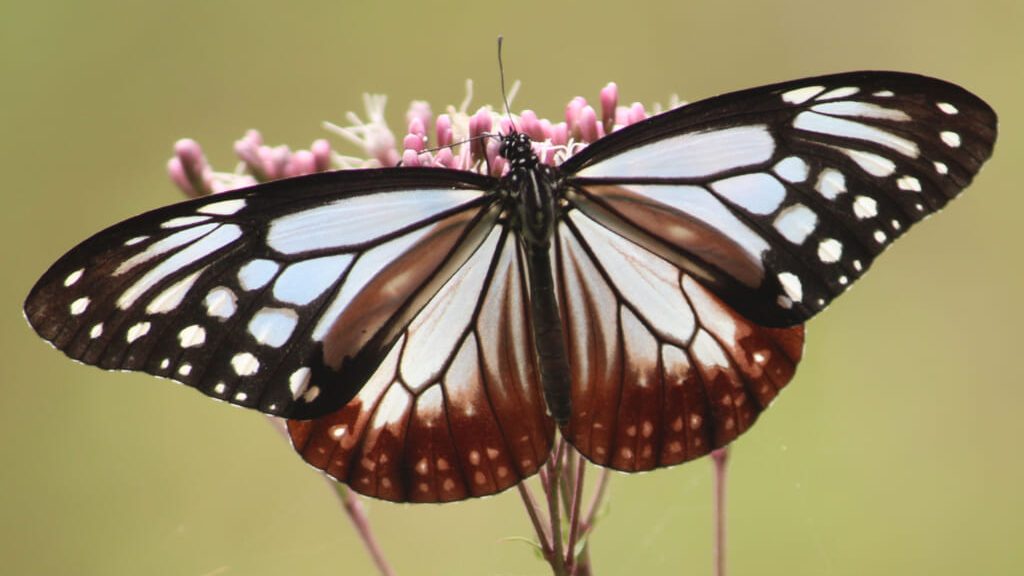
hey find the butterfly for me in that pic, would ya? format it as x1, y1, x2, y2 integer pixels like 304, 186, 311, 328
25, 71, 996, 502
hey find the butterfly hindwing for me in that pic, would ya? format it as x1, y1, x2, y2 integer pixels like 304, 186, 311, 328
23, 70, 997, 502
563, 71, 997, 327
288, 225, 555, 502
555, 209, 804, 471
25, 168, 499, 419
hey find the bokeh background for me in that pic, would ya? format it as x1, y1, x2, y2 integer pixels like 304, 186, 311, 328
2, 1, 1021, 574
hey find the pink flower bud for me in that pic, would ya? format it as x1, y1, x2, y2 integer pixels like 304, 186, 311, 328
600, 82, 618, 134
578, 105, 599, 143
310, 139, 332, 172
435, 114, 453, 148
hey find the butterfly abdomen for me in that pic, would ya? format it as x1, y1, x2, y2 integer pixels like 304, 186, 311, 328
502, 131, 574, 424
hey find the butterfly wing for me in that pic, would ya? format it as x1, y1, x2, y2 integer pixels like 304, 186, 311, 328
555, 209, 803, 470
288, 225, 555, 502
562, 71, 997, 327
24, 168, 501, 419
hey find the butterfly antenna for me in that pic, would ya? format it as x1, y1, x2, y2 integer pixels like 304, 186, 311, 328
497, 35, 517, 132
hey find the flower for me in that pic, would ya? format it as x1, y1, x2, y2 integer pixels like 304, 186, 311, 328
167, 80, 683, 198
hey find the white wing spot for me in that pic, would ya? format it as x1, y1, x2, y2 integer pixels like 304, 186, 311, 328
773, 156, 809, 183
934, 161, 949, 175
213, 382, 227, 394
238, 259, 280, 291
710, 173, 786, 215
811, 101, 911, 121
937, 102, 959, 115
853, 195, 878, 219
773, 204, 818, 245
873, 90, 894, 97
837, 147, 897, 176
816, 86, 859, 100
815, 168, 847, 199
160, 358, 170, 369
178, 325, 206, 348
853, 259, 863, 271
126, 322, 151, 343
796, 112, 919, 158
839, 275, 849, 285
817, 238, 843, 263
289, 367, 312, 400
781, 85, 825, 104
204, 286, 238, 319
89, 323, 103, 339
198, 198, 246, 216
273, 254, 353, 306
234, 391, 248, 402
874, 230, 888, 244
231, 352, 260, 376
70, 297, 90, 315
897, 175, 922, 192
146, 268, 204, 314
124, 236, 148, 246
777, 295, 793, 309
915, 203, 925, 212
891, 219, 902, 231
177, 363, 192, 376
248, 307, 299, 348
64, 269, 84, 287
941, 131, 962, 148
161, 215, 212, 229
777, 272, 803, 303
303, 385, 321, 403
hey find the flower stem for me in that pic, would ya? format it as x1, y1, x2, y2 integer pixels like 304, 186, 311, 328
711, 447, 730, 576
545, 442, 568, 575
330, 483, 397, 576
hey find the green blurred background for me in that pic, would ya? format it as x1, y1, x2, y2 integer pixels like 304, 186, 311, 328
2, 1, 1021, 574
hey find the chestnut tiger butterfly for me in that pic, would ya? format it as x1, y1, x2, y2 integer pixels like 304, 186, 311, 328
25, 71, 996, 502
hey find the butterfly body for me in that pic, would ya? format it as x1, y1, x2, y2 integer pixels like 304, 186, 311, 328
26, 71, 996, 502
498, 131, 574, 424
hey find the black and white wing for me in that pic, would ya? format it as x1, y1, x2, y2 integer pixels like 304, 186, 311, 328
24, 168, 500, 419
562, 71, 997, 327
289, 226, 555, 502
555, 208, 804, 471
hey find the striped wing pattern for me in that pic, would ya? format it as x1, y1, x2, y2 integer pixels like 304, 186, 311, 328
25, 169, 498, 419
24, 71, 997, 502
564, 71, 997, 327
288, 227, 554, 502
555, 209, 804, 471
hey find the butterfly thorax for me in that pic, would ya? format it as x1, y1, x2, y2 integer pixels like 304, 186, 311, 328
499, 132, 559, 249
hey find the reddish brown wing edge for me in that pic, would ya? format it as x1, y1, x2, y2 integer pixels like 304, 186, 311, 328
560, 275, 804, 472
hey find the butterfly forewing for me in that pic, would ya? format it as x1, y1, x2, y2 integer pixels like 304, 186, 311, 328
288, 225, 555, 502
555, 209, 803, 470
24, 70, 997, 503
25, 168, 499, 419
563, 71, 997, 327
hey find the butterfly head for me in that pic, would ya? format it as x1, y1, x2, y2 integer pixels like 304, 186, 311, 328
496, 131, 559, 248
498, 131, 538, 169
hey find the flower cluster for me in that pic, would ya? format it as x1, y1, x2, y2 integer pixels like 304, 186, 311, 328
167, 80, 682, 197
